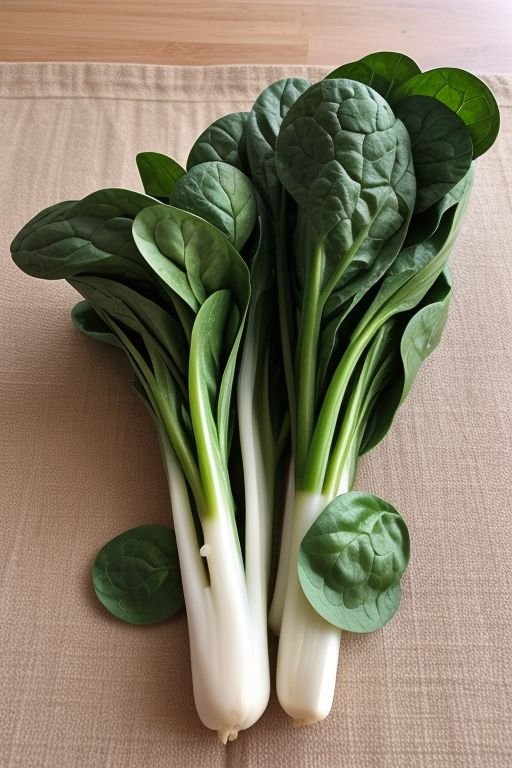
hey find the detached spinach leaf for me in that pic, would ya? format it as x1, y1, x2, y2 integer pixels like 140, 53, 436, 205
298, 492, 409, 633
392, 68, 500, 157
326, 51, 421, 100
136, 152, 186, 201
93, 524, 184, 625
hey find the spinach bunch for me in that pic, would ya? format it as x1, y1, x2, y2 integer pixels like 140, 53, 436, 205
10, 51, 499, 737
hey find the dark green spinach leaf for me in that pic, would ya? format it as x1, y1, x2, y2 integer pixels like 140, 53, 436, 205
246, 78, 310, 210
169, 161, 257, 251
392, 68, 500, 157
136, 152, 185, 201
395, 95, 473, 213
71, 300, 122, 348
10, 188, 158, 284
326, 51, 420, 99
187, 112, 249, 171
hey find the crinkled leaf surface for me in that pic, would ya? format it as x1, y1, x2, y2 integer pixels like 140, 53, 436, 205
93, 525, 184, 625
395, 95, 473, 213
298, 492, 409, 632
275, 78, 416, 301
246, 77, 310, 210
170, 161, 257, 251
136, 152, 185, 201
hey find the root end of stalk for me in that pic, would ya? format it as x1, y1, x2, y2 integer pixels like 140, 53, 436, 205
218, 726, 240, 744
292, 716, 319, 728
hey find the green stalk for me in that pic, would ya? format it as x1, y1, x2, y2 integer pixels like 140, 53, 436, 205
295, 236, 324, 481
303, 321, 377, 492
189, 329, 234, 520
98, 311, 207, 516
323, 326, 389, 497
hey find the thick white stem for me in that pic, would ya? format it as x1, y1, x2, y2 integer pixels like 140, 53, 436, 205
162, 439, 258, 743
276, 473, 350, 725
236, 336, 272, 729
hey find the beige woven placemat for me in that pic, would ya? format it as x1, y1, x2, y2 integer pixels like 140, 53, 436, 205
1, 62, 511, 768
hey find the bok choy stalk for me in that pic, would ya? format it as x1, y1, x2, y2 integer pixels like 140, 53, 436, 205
266, 70, 491, 725
271, 77, 416, 723
166, 152, 289, 732
9, 176, 269, 742
185, 116, 292, 712
262, 54, 499, 724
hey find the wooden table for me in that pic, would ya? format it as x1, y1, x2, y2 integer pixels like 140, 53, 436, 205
1, 0, 511, 70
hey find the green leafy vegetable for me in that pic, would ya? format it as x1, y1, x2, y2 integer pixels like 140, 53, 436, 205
298, 493, 409, 632
326, 51, 421, 99
187, 112, 249, 171
275, 77, 415, 485
136, 152, 186, 201
246, 78, 310, 209
392, 67, 500, 157
93, 525, 184, 624
169, 161, 257, 251
395, 95, 473, 213
71, 300, 122, 348
399, 267, 452, 403
11, 189, 157, 284
10, 51, 500, 738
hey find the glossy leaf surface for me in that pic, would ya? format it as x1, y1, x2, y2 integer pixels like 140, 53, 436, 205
392, 68, 500, 157
136, 152, 185, 200
326, 51, 421, 99
11, 189, 157, 283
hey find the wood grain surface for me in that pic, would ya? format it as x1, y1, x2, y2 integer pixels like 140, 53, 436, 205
0, 0, 511, 70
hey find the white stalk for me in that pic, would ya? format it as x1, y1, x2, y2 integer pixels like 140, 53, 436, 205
235, 332, 273, 730
276, 472, 350, 725
161, 435, 262, 743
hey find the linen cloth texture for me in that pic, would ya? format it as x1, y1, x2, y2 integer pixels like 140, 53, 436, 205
0, 62, 511, 768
